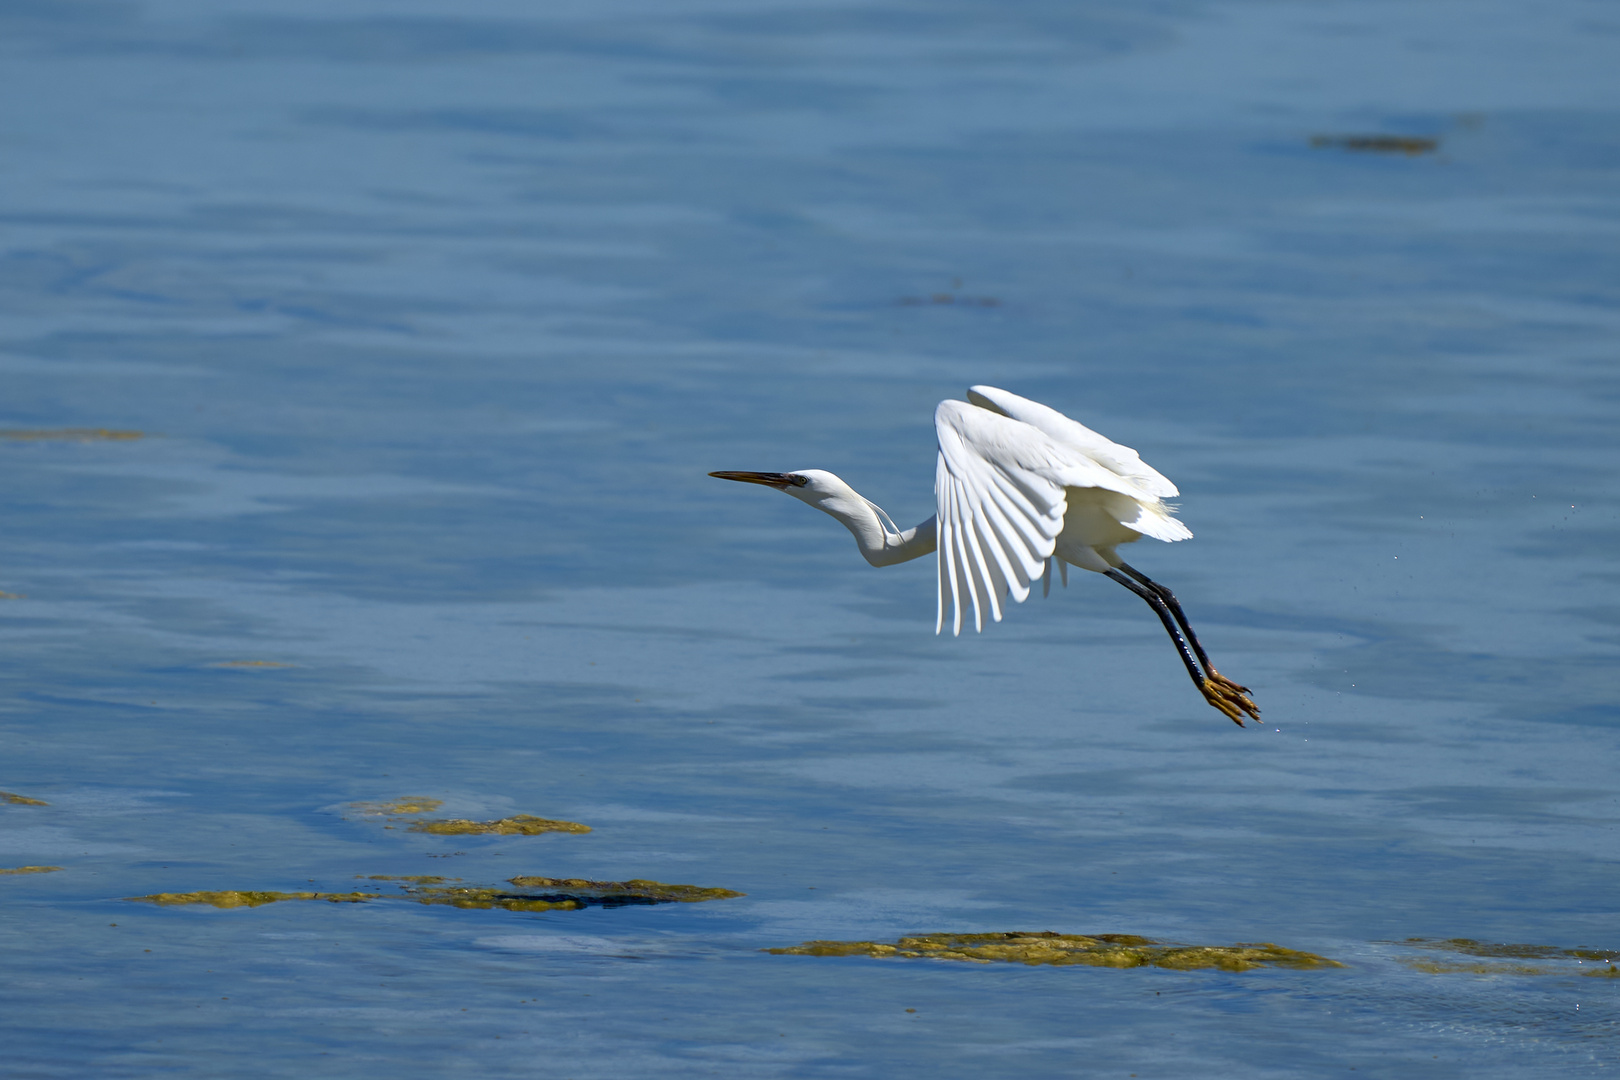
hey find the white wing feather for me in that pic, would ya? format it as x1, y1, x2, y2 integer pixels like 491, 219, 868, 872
967, 384, 1179, 499
934, 394, 1191, 636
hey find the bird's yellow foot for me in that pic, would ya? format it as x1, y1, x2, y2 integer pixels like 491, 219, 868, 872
1199, 673, 1260, 727
1206, 671, 1252, 697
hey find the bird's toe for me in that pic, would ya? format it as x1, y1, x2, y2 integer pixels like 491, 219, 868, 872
1200, 677, 1260, 727
1207, 670, 1252, 696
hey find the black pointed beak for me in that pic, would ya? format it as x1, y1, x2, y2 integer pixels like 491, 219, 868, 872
709, 471, 797, 489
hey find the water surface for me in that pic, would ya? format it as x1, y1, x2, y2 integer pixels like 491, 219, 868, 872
2, 0, 1618, 1075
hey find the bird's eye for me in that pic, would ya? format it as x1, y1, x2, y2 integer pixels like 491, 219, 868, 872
788, 474, 809, 487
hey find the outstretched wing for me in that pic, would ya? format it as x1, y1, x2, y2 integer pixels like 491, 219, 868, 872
935, 399, 1154, 636
966, 384, 1179, 499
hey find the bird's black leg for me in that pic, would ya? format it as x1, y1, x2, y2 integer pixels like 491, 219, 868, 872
1116, 563, 1219, 679
1105, 568, 1260, 726
1106, 570, 1206, 684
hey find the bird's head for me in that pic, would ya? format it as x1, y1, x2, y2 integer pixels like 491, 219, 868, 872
709, 469, 867, 517
708, 470, 808, 492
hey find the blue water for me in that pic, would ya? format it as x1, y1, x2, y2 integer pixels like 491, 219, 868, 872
2, 0, 1618, 1075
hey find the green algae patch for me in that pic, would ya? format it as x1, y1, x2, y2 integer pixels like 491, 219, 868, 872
507, 877, 744, 904
767, 932, 1343, 972
1398, 958, 1557, 976
409, 815, 591, 836
347, 798, 588, 837
410, 877, 743, 912
0, 428, 145, 441
1310, 134, 1438, 155
1, 865, 63, 875
126, 876, 743, 914
130, 890, 376, 909
1, 791, 49, 806
351, 797, 444, 816
1391, 938, 1620, 977
1397, 937, 1618, 963
404, 884, 589, 913
0, 591, 22, 599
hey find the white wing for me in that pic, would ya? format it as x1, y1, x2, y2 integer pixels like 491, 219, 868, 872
966, 384, 1179, 499
934, 395, 1192, 636
935, 399, 1142, 636
964, 385, 1190, 544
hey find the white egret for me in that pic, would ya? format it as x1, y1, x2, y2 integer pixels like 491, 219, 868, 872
711, 385, 1259, 725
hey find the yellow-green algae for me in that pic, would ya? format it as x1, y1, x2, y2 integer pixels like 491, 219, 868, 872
767, 932, 1343, 972
1, 865, 63, 875
132, 890, 376, 908
508, 877, 744, 904
351, 796, 444, 816
409, 815, 591, 836
349, 797, 589, 836
409, 877, 743, 911
0, 591, 22, 599
128, 876, 743, 912
1397, 958, 1560, 976
1392, 938, 1619, 977
1, 791, 48, 806
0, 428, 144, 441
1309, 134, 1439, 155
404, 884, 593, 912
1397, 937, 1618, 962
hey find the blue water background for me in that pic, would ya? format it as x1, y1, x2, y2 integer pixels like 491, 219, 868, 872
2, 0, 1618, 1075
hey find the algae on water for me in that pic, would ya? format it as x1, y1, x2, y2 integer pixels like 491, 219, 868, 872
348, 798, 589, 835
350, 797, 445, 816
1396, 937, 1618, 963
1309, 134, 1438, 155
394, 876, 742, 911
508, 877, 744, 904
1398, 958, 1558, 976
133, 890, 376, 909
1, 791, 49, 806
767, 932, 1344, 972
405, 884, 594, 912
410, 815, 591, 836
127, 876, 744, 912
1391, 937, 1620, 977
1, 866, 63, 876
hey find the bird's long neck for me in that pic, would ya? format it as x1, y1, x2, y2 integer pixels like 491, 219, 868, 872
798, 478, 936, 567
852, 510, 937, 567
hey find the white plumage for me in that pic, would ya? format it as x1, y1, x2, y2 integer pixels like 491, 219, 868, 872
934, 385, 1191, 636
710, 385, 1259, 725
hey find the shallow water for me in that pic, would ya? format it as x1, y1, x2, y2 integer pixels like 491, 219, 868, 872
2, 0, 1618, 1075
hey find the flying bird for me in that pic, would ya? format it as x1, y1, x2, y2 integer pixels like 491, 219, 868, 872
711, 385, 1259, 725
